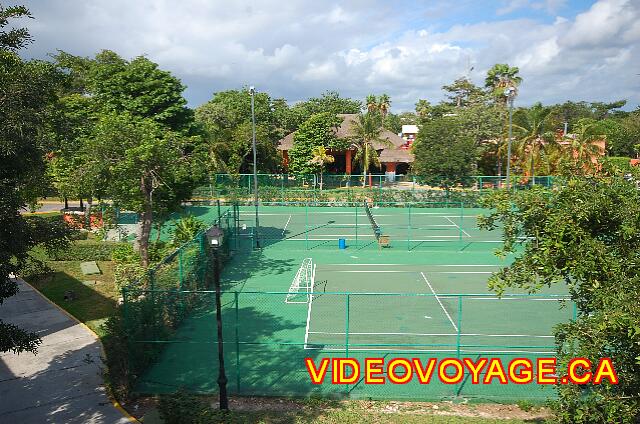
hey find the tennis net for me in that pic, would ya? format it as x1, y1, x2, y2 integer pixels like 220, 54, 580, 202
363, 201, 382, 240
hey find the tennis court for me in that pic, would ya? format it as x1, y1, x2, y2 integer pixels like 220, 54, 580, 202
126, 203, 573, 402
235, 202, 498, 251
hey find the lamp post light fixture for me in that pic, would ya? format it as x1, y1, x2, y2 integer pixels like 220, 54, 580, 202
205, 225, 228, 410
504, 86, 517, 190
249, 86, 260, 249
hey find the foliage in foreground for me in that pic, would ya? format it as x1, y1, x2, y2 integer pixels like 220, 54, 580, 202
479, 176, 640, 423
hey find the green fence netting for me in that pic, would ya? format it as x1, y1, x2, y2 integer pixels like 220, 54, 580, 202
190, 174, 559, 207
121, 201, 574, 403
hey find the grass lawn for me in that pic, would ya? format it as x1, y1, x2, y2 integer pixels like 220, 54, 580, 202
28, 260, 119, 337
142, 397, 552, 423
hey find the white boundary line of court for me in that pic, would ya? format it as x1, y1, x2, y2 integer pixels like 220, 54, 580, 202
444, 216, 472, 238
239, 212, 477, 217
282, 214, 292, 235
308, 331, 554, 338
302, 264, 316, 349
421, 272, 458, 332
333, 270, 493, 274
327, 264, 501, 267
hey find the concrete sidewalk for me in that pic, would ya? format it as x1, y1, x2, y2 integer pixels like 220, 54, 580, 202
0, 278, 133, 423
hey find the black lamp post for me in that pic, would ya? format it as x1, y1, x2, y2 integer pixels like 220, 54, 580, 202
205, 225, 228, 410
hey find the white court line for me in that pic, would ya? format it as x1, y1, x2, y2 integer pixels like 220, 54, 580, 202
328, 264, 501, 267
333, 270, 492, 274
282, 214, 292, 235
239, 212, 478, 217
308, 331, 554, 338
468, 297, 568, 301
445, 216, 472, 238
420, 272, 458, 332
303, 265, 316, 349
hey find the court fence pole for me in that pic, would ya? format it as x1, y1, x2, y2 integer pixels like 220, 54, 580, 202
459, 202, 464, 242
235, 291, 241, 393
178, 248, 184, 290
305, 201, 309, 250
354, 202, 359, 248
455, 296, 464, 398
345, 293, 350, 396
407, 202, 412, 251
456, 295, 462, 360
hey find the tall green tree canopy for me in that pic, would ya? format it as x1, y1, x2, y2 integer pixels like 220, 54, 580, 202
84, 113, 205, 267
0, 4, 73, 354
485, 63, 522, 104
55, 50, 195, 133
287, 112, 342, 175
412, 116, 476, 187
286, 90, 361, 131
50, 50, 205, 267
194, 88, 282, 173
479, 177, 640, 423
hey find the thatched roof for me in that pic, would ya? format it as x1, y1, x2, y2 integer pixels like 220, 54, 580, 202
277, 113, 414, 163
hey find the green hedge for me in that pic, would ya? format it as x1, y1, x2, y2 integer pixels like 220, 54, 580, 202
49, 240, 129, 261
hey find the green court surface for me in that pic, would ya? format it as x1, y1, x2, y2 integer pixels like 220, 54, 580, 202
129, 204, 572, 402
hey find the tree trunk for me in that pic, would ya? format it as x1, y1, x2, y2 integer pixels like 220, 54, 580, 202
139, 175, 153, 268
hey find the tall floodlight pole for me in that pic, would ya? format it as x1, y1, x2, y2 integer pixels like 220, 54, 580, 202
249, 86, 260, 248
504, 87, 516, 190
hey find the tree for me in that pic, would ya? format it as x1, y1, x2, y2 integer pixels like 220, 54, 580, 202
478, 177, 640, 423
349, 113, 392, 187
285, 91, 361, 131
287, 112, 342, 175
415, 99, 432, 120
308, 146, 335, 190
0, 4, 73, 354
195, 89, 283, 173
512, 102, 555, 178
366, 94, 378, 114
84, 113, 205, 267
484, 63, 522, 105
442, 77, 484, 108
412, 116, 477, 188
53, 51, 201, 226
55, 50, 195, 134
562, 119, 606, 174
378, 94, 391, 118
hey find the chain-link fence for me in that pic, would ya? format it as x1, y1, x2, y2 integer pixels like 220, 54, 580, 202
191, 174, 558, 207
122, 289, 574, 402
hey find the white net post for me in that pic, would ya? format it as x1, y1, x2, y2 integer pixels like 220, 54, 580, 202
285, 258, 314, 304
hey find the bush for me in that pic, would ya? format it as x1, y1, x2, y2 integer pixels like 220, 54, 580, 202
48, 240, 129, 261
158, 389, 212, 424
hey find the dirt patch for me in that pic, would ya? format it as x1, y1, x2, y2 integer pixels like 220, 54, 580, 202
130, 395, 553, 421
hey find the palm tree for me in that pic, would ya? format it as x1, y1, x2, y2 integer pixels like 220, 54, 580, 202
349, 114, 393, 187
366, 94, 378, 114
565, 119, 606, 174
485, 63, 522, 178
378, 94, 391, 118
485, 63, 522, 105
308, 145, 335, 190
512, 103, 555, 181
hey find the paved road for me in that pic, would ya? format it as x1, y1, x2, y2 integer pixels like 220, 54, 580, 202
0, 279, 133, 423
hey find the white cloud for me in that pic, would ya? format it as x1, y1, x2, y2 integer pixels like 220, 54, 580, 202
18, 0, 640, 111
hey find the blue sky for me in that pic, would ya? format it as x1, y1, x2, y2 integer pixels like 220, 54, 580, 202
15, 0, 640, 111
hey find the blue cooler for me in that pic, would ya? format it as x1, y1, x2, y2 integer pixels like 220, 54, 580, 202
338, 238, 346, 249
